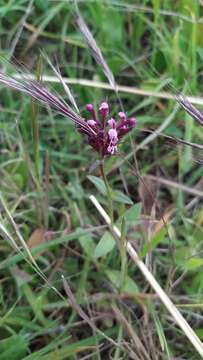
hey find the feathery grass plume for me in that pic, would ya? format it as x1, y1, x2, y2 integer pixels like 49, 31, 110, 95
75, 10, 116, 91
0, 69, 94, 131
41, 51, 79, 113
0, 67, 136, 156
177, 94, 203, 126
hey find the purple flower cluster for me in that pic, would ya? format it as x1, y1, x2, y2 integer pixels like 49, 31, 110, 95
79, 102, 137, 156
0, 72, 136, 157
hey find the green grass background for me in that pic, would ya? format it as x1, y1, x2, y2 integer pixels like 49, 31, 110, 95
1, 1, 203, 359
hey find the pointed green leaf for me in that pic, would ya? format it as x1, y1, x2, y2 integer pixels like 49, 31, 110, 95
112, 190, 133, 205
105, 269, 139, 294
94, 231, 115, 258
87, 175, 106, 195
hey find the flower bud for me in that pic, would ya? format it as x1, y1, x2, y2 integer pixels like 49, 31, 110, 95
86, 103, 94, 112
108, 118, 116, 128
99, 102, 109, 117
118, 111, 126, 120
127, 118, 137, 127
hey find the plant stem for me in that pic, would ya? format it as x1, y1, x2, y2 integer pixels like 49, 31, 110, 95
99, 159, 114, 223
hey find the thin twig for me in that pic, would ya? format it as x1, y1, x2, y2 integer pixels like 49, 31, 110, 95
109, 1, 203, 24
112, 304, 151, 360
8, 0, 33, 59
145, 174, 203, 199
62, 275, 120, 348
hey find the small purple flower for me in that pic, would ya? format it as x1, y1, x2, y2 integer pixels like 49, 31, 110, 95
99, 102, 109, 117
107, 128, 118, 154
118, 111, 126, 120
107, 144, 117, 155
108, 118, 116, 128
108, 128, 118, 143
87, 119, 97, 127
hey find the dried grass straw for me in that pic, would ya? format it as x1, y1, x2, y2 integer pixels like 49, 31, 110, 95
12, 73, 203, 106
90, 194, 203, 358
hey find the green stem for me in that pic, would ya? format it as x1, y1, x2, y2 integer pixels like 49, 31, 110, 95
119, 218, 127, 292
99, 159, 114, 223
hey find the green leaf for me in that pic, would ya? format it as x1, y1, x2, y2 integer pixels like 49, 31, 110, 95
29, 327, 117, 360
88, 176, 133, 204
140, 227, 167, 258
196, 329, 203, 340
87, 175, 106, 195
94, 231, 115, 258
185, 257, 203, 270
79, 235, 95, 257
123, 203, 142, 225
112, 190, 133, 205
0, 334, 28, 360
105, 269, 139, 294
174, 248, 203, 270
0, 228, 95, 270
153, 312, 171, 358
175, 247, 190, 267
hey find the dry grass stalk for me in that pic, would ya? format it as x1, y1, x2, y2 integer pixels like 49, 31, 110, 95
90, 194, 203, 358
12, 73, 203, 106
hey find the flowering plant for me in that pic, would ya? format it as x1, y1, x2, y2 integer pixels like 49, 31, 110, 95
84, 102, 136, 156
0, 72, 136, 158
